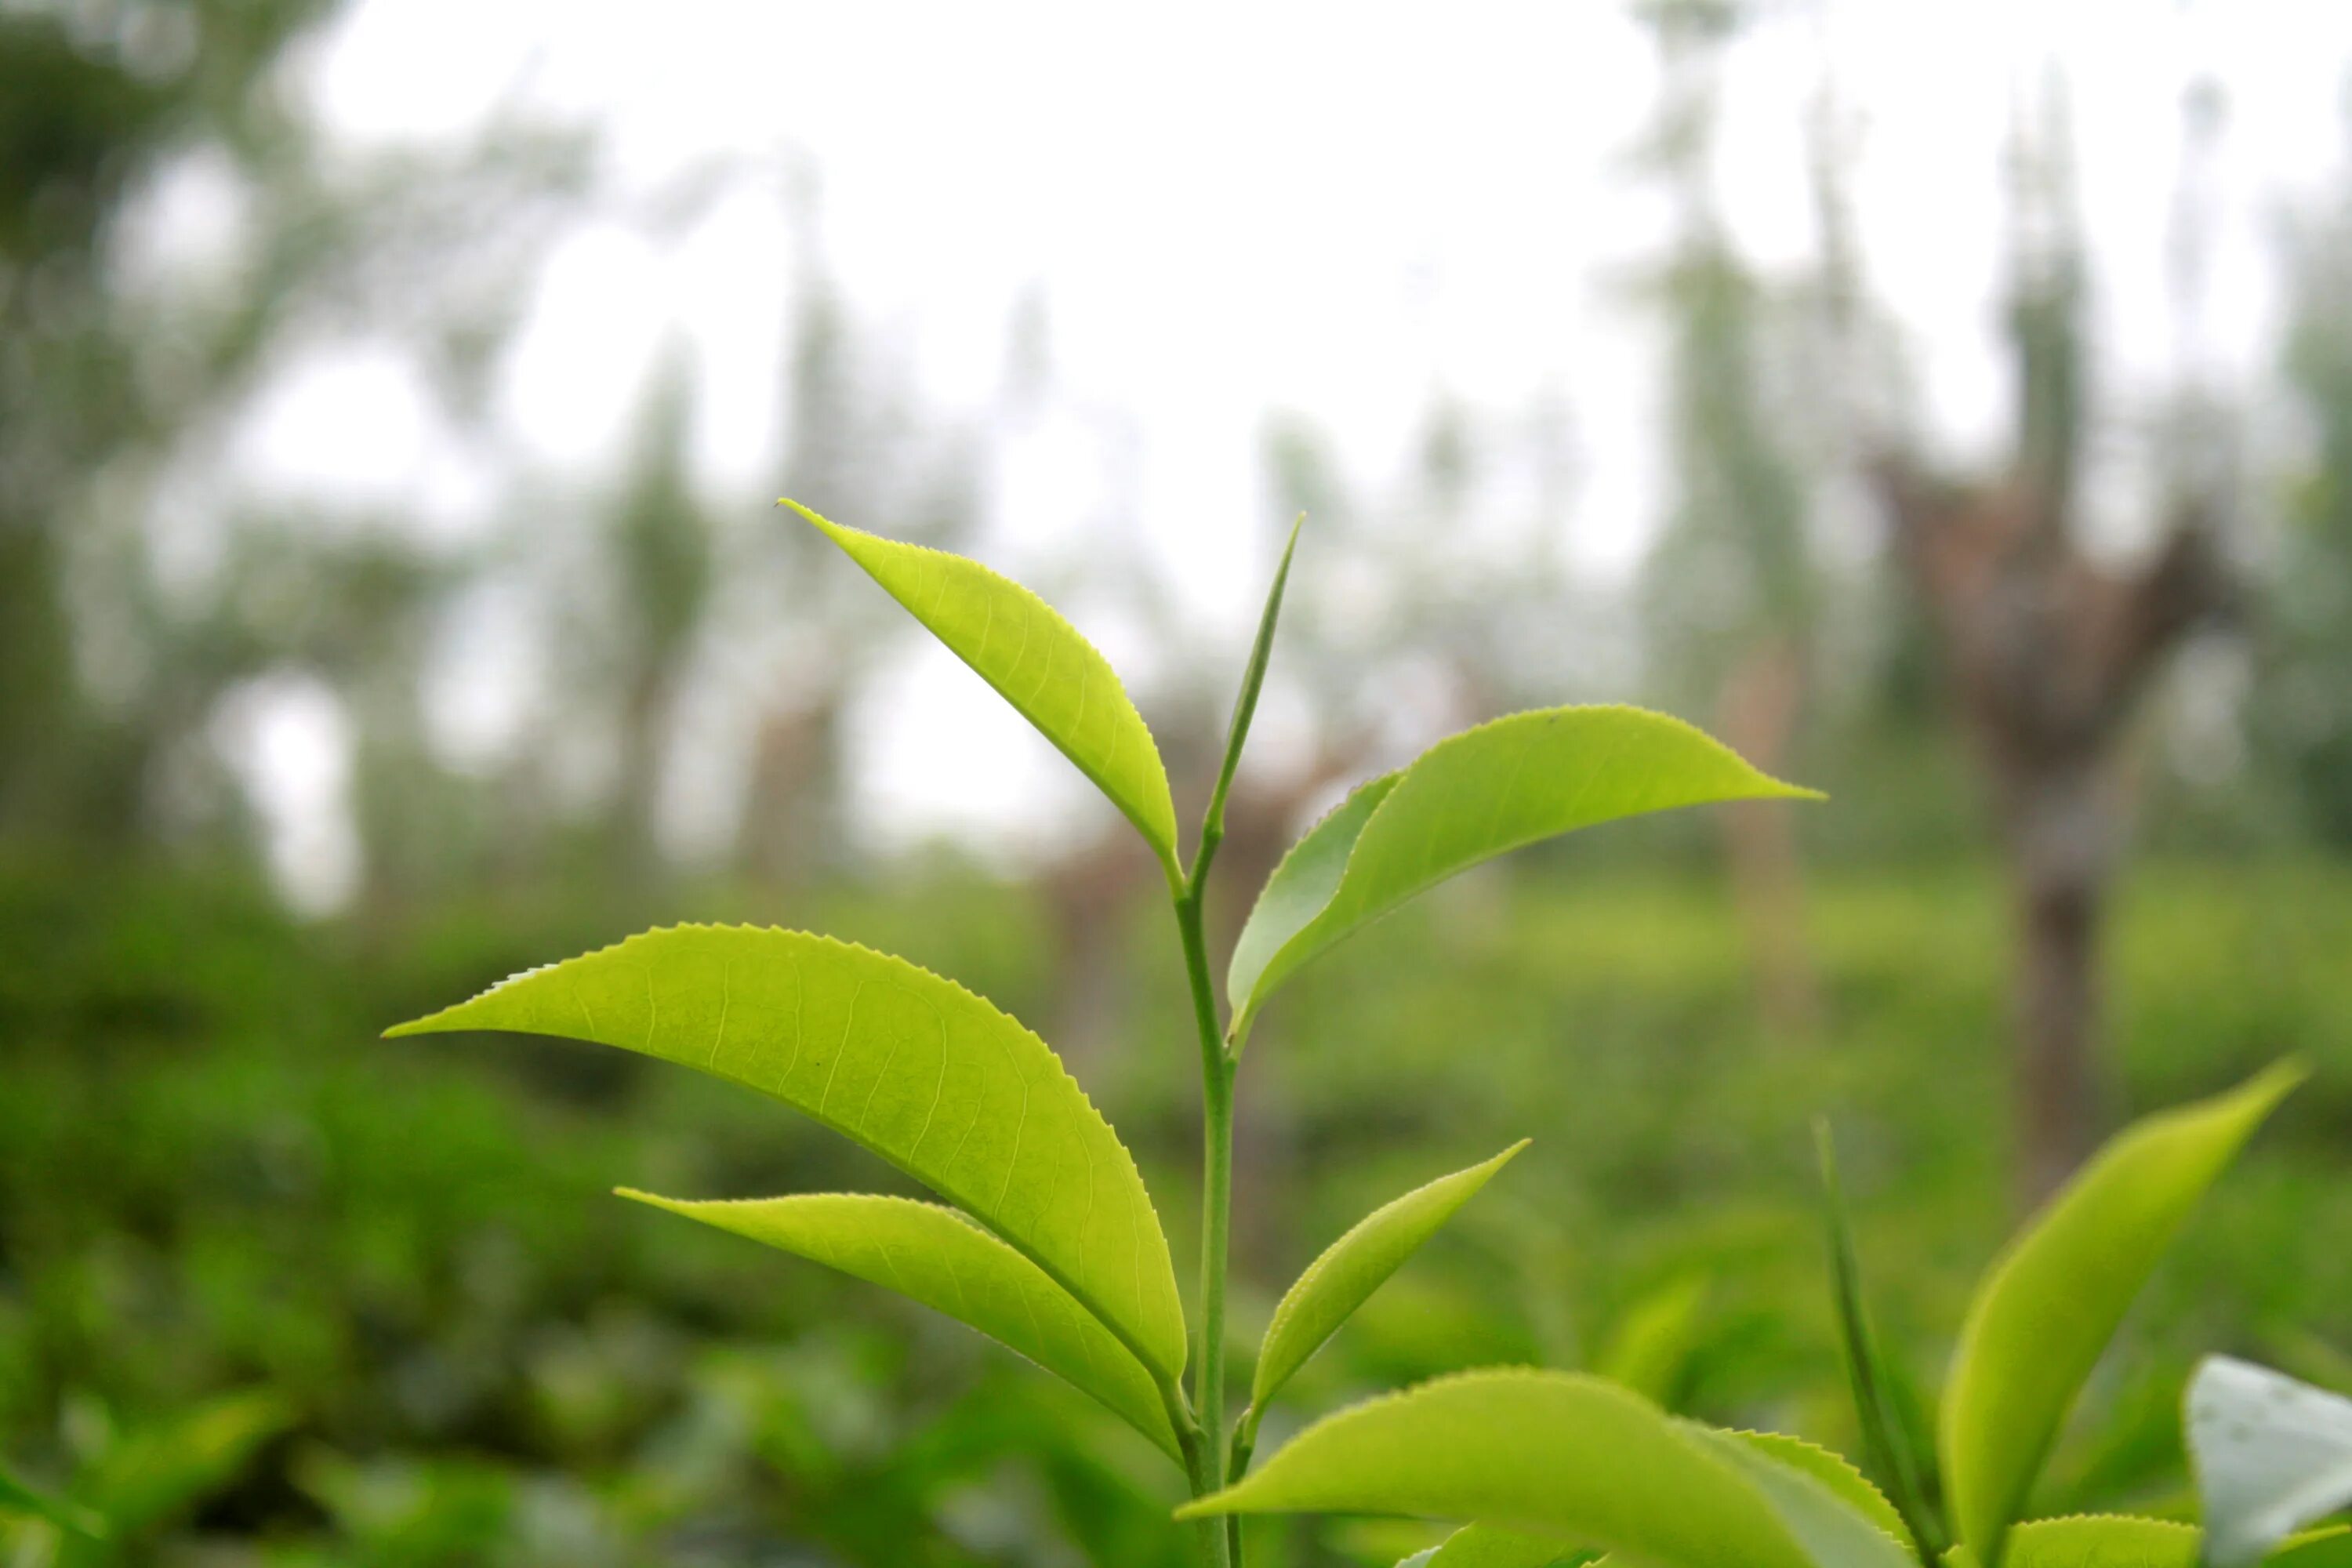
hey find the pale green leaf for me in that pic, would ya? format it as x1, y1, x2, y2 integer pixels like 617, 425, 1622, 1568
388, 924, 1186, 1381
1402, 1523, 1587, 1566
2188, 1356, 2352, 1567
788, 502, 1181, 881
1940, 1063, 2304, 1568
1204, 512, 1305, 848
619, 1190, 1178, 1458
1718, 1432, 1909, 1548
1252, 1142, 1528, 1412
1178, 1367, 1835, 1568
1226, 706, 1818, 1042
1943, 1515, 2198, 1568
1697, 1430, 1915, 1568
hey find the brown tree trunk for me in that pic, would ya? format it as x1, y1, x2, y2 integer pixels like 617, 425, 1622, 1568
1995, 760, 2115, 1206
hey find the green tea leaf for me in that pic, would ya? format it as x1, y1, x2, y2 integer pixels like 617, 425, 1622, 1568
1226, 706, 1817, 1043
1203, 513, 1305, 852
1252, 1142, 1527, 1413
1940, 1063, 2303, 1568
1178, 1367, 1831, 1568
389, 924, 1186, 1381
789, 501, 1181, 882
1717, 1431, 1909, 1548
1697, 1430, 1915, 1568
1402, 1523, 1587, 1566
2187, 1356, 2352, 1567
1944, 1515, 2198, 1568
619, 1190, 1179, 1458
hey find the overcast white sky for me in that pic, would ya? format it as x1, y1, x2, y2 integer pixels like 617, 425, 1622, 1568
209, 0, 2352, 907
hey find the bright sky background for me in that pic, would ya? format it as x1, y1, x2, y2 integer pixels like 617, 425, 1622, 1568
199, 0, 2352, 907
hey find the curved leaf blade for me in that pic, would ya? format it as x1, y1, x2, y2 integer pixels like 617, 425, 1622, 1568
1940, 1063, 2303, 1568
1252, 1142, 1528, 1412
1718, 1431, 1910, 1548
2188, 1356, 2352, 1568
388, 924, 1187, 1381
1404, 1524, 1588, 1566
1227, 706, 1818, 1040
1177, 1368, 1822, 1568
621, 1190, 1179, 1458
788, 501, 1181, 880
1697, 1430, 1915, 1568
1944, 1515, 2199, 1568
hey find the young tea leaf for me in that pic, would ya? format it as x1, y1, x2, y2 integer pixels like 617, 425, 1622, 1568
2187, 1356, 2352, 1568
1225, 706, 1818, 1044
1942, 1515, 2198, 1568
1250, 1141, 1528, 1414
1716, 1430, 1910, 1548
1401, 1523, 1588, 1566
1178, 1367, 1851, 1568
788, 502, 1182, 884
1203, 513, 1305, 855
619, 1190, 1180, 1459
388, 924, 1187, 1382
1940, 1062, 2304, 1568
1695, 1428, 1915, 1568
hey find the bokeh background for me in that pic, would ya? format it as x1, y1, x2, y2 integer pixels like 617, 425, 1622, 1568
6, 1, 2352, 1563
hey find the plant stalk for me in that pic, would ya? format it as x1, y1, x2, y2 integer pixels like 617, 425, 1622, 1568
1177, 840, 1238, 1568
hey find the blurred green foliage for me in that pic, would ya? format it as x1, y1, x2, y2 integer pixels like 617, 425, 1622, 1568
5, 851, 2347, 1563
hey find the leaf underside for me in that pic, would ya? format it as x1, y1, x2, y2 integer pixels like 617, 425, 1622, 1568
388, 924, 1187, 1381
1253, 1141, 1528, 1412
1402, 1523, 1588, 1566
1939, 1062, 2303, 1568
1226, 705, 1820, 1043
1716, 1430, 1909, 1547
789, 502, 1181, 880
2188, 1356, 2352, 1568
621, 1190, 1179, 1457
1180, 1367, 1891, 1568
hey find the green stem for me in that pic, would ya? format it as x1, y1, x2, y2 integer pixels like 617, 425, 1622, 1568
1176, 843, 1237, 1568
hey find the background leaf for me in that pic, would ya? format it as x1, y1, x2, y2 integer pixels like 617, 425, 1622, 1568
619, 1190, 1180, 1459
389, 924, 1187, 1381
1939, 1063, 2303, 1568
0, 1463, 103, 1537
2188, 1356, 2352, 1567
1226, 706, 1818, 1040
1252, 1142, 1527, 1414
1178, 1368, 1829, 1568
789, 502, 1182, 881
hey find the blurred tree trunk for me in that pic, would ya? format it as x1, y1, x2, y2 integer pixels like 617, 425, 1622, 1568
1867, 88, 2235, 1205
1871, 473, 2230, 1202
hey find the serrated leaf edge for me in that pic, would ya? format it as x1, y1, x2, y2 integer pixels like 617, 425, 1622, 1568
386, 922, 1184, 1383
1253, 1141, 1528, 1408
788, 501, 1183, 882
